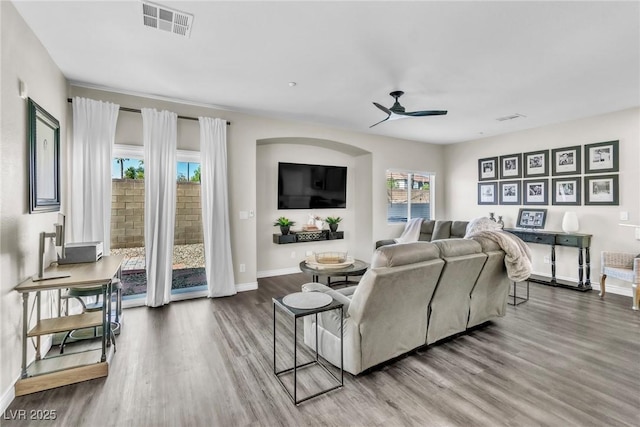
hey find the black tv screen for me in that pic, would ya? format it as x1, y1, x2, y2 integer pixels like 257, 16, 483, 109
278, 162, 347, 209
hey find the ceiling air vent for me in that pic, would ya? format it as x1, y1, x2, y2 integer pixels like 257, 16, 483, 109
142, 1, 193, 38
496, 113, 526, 122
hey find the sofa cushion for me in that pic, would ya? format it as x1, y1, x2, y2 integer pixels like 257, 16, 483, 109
432, 221, 452, 240
451, 221, 469, 238
371, 241, 440, 268
432, 238, 483, 257
419, 220, 436, 241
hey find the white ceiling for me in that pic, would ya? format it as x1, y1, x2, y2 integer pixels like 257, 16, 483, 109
12, 1, 640, 144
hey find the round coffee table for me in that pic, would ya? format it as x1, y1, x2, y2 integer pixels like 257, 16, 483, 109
299, 259, 369, 286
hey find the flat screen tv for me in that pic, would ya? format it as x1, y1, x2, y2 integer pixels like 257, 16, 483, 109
278, 162, 347, 209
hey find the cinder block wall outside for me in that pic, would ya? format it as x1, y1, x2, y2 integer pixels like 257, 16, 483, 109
111, 179, 203, 249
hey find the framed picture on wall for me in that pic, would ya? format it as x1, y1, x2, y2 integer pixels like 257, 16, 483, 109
523, 150, 549, 177
584, 174, 619, 205
552, 177, 581, 205
499, 153, 522, 179
477, 182, 497, 205
28, 98, 61, 213
499, 181, 521, 205
516, 208, 547, 229
584, 140, 619, 174
523, 179, 548, 205
551, 145, 581, 176
478, 157, 498, 181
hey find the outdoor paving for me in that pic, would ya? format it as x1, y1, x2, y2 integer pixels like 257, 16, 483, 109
112, 244, 204, 271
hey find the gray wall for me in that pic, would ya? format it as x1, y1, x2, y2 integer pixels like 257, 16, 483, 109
1, 1, 69, 404
443, 107, 640, 294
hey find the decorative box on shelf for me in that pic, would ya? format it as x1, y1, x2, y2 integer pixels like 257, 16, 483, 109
273, 230, 344, 244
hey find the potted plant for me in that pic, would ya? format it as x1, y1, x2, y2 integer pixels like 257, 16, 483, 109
325, 216, 342, 232
273, 217, 295, 235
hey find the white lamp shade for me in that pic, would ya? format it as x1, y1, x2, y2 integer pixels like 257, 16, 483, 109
562, 211, 579, 233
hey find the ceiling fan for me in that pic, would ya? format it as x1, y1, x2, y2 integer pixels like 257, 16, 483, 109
370, 91, 447, 128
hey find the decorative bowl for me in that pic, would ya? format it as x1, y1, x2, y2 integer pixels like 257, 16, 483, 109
314, 251, 348, 264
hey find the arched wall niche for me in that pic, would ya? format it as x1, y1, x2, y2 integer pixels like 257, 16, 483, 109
256, 137, 373, 276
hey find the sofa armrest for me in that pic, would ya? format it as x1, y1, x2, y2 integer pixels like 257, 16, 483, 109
375, 239, 396, 249
301, 282, 352, 315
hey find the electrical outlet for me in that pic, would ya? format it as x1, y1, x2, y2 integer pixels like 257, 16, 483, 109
239, 263, 246, 273
620, 211, 629, 221
543, 256, 550, 264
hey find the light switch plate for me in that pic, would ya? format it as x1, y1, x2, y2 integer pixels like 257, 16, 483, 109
620, 211, 629, 221
239, 211, 249, 220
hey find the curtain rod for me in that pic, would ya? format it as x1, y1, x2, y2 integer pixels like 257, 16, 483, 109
66, 98, 230, 125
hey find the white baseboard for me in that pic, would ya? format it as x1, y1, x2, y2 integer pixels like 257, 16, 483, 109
236, 281, 258, 292
1, 376, 17, 414
531, 271, 632, 297
1, 335, 53, 413
257, 267, 300, 278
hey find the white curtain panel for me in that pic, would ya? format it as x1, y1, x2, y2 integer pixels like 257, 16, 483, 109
199, 117, 236, 297
70, 97, 120, 253
142, 108, 177, 307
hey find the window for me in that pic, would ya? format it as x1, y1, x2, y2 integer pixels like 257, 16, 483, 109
386, 170, 433, 223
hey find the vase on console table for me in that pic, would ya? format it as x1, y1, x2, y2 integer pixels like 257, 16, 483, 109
562, 211, 579, 233
497, 216, 504, 229
489, 212, 496, 222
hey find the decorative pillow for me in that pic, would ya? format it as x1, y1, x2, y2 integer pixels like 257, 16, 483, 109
464, 217, 502, 238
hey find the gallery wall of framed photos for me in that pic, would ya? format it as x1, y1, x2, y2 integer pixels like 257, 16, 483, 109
477, 140, 619, 206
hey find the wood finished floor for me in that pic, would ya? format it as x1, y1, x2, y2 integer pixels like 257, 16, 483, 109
4, 274, 639, 427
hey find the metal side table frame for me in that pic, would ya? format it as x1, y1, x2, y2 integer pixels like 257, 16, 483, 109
509, 280, 530, 306
273, 296, 343, 405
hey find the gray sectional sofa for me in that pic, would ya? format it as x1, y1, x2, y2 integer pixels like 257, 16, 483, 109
302, 237, 511, 375
375, 219, 470, 248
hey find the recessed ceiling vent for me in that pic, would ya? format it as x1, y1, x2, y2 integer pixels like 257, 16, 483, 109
142, 1, 193, 38
496, 113, 526, 122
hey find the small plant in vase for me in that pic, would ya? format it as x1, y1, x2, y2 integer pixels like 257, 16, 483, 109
273, 217, 295, 235
325, 216, 342, 232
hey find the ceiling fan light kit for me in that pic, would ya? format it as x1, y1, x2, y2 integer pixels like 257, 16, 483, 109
370, 90, 447, 128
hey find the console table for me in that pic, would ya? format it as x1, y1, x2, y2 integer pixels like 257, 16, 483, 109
505, 229, 592, 291
14, 255, 123, 396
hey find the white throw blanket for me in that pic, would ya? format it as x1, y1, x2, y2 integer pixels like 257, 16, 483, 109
468, 230, 532, 282
394, 218, 424, 243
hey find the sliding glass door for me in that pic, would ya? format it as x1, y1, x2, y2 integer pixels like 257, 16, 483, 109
111, 145, 207, 302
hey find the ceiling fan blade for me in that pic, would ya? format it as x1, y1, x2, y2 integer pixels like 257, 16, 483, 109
369, 117, 390, 128
404, 110, 448, 117
373, 102, 392, 115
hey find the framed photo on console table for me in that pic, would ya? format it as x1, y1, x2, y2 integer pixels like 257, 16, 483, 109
499, 181, 521, 205
477, 182, 497, 205
551, 145, 581, 176
499, 153, 522, 179
552, 177, 581, 205
584, 140, 619, 174
584, 174, 619, 205
523, 179, 548, 205
523, 150, 549, 178
516, 208, 547, 229
478, 157, 498, 181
